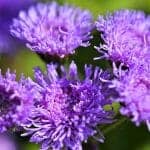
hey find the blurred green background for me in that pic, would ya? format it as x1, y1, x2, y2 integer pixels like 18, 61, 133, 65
1, 0, 150, 149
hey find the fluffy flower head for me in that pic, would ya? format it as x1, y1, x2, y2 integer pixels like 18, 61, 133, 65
11, 2, 93, 58
23, 61, 114, 150
112, 64, 150, 129
96, 10, 150, 67
0, 70, 35, 132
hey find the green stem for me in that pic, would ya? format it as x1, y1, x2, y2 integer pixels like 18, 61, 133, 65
103, 117, 127, 135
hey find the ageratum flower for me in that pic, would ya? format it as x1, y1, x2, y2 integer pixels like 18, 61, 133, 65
0, 70, 35, 132
111, 64, 150, 129
23, 61, 114, 150
0, 0, 35, 53
95, 10, 150, 67
11, 2, 93, 58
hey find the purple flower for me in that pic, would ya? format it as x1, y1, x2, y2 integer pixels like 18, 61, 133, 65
10, 2, 93, 58
95, 10, 150, 67
0, 70, 35, 132
0, 0, 35, 54
111, 64, 150, 129
23, 61, 114, 150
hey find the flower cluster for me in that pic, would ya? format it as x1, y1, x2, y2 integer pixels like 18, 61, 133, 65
0, 1, 150, 150
11, 2, 93, 58
0, 70, 35, 132
112, 64, 150, 128
96, 10, 150, 128
23, 61, 114, 150
96, 10, 150, 68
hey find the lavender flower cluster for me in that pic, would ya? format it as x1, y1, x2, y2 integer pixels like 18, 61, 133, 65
11, 2, 93, 58
96, 10, 150, 129
0, 1, 149, 150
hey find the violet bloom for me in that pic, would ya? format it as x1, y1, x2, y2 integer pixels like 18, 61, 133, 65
0, 70, 35, 132
111, 64, 150, 129
11, 2, 93, 58
0, 0, 35, 54
95, 10, 150, 67
23, 61, 114, 150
